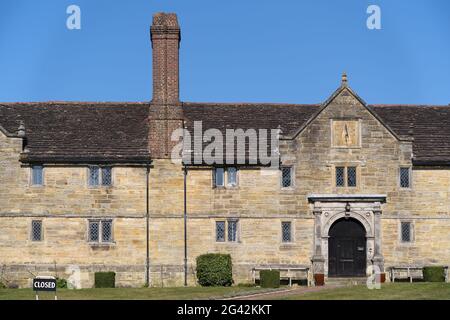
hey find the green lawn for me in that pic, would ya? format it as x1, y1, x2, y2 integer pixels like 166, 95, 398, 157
284, 283, 450, 300
0, 286, 268, 300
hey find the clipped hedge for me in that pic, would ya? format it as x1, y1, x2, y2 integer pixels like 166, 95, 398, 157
260, 270, 280, 288
95, 272, 116, 288
196, 254, 233, 286
56, 278, 67, 289
423, 266, 446, 282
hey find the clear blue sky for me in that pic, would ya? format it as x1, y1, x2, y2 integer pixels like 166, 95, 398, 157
0, 0, 449, 104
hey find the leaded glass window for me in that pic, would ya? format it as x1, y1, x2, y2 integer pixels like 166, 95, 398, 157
216, 221, 225, 242
101, 167, 112, 186
336, 167, 345, 187
31, 220, 42, 242
227, 167, 237, 186
228, 220, 238, 242
400, 167, 411, 188
101, 220, 113, 243
281, 167, 292, 188
88, 221, 99, 242
401, 222, 412, 242
88, 166, 100, 186
31, 165, 43, 186
347, 167, 357, 187
282, 222, 292, 243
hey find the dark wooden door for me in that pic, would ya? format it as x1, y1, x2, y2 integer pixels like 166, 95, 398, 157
328, 219, 366, 277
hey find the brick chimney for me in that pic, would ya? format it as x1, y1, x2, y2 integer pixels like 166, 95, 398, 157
150, 12, 180, 104
149, 13, 184, 159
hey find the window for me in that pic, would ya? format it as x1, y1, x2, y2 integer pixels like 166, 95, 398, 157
215, 220, 239, 243
336, 166, 357, 187
213, 168, 238, 188
216, 221, 226, 242
281, 167, 293, 188
336, 167, 345, 187
88, 220, 113, 243
228, 220, 238, 242
227, 167, 237, 186
31, 165, 43, 186
89, 166, 112, 187
400, 167, 411, 188
347, 167, 357, 187
401, 222, 412, 243
31, 220, 42, 242
281, 222, 292, 243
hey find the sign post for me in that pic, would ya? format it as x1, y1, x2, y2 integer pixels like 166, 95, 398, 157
33, 276, 57, 300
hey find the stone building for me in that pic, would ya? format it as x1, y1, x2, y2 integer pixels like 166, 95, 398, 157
0, 13, 449, 288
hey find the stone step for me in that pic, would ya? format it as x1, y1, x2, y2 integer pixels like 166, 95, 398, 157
326, 277, 367, 286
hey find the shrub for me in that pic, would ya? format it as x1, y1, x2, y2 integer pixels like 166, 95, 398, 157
94, 272, 116, 288
56, 278, 67, 289
196, 254, 233, 286
260, 270, 280, 288
423, 266, 445, 282
0, 282, 6, 289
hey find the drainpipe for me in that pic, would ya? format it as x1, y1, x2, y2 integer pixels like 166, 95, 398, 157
183, 164, 188, 287
145, 163, 150, 287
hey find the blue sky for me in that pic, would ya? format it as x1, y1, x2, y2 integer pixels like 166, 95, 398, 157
0, 0, 449, 104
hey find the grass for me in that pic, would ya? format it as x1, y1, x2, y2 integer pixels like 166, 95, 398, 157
283, 283, 450, 300
0, 286, 268, 300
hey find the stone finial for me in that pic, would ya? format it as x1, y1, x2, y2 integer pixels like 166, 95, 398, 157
341, 72, 348, 87
17, 121, 26, 138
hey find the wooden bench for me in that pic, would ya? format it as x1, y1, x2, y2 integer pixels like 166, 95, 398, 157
390, 266, 449, 283
252, 265, 311, 287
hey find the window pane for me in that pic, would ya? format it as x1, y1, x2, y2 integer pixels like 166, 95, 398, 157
32, 166, 43, 185
88, 166, 99, 186
89, 221, 99, 242
228, 220, 238, 242
227, 167, 237, 186
281, 167, 292, 188
282, 222, 292, 243
336, 167, 345, 187
400, 168, 410, 188
216, 221, 225, 242
31, 220, 42, 241
347, 167, 357, 187
101, 167, 112, 186
214, 168, 224, 187
101, 220, 113, 243
401, 222, 411, 242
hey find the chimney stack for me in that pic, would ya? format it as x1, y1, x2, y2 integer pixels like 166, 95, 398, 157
149, 13, 183, 159
150, 13, 180, 104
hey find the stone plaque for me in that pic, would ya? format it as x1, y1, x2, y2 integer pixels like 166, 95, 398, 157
332, 120, 360, 147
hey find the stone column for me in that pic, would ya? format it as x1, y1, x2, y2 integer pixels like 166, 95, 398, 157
372, 209, 384, 275
311, 208, 325, 285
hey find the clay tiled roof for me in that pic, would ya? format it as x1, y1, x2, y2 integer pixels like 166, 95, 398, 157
0, 102, 151, 163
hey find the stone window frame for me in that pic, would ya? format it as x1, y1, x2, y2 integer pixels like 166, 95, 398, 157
30, 219, 43, 242
399, 166, 412, 190
398, 220, 415, 245
215, 219, 240, 243
281, 220, 294, 244
30, 165, 45, 187
280, 166, 295, 189
330, 118, 362, 149
87, 166, 114, 188
87, 219, 115, 245
212, 167, 239, 189
333, 164, 360, 189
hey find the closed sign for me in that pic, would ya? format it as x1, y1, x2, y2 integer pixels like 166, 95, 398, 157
33, 278, 56, 292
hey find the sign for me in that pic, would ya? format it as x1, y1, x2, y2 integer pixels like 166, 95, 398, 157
33, 277, 56, 292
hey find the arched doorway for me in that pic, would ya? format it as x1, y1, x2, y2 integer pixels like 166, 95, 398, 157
328, 218, 366, 277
